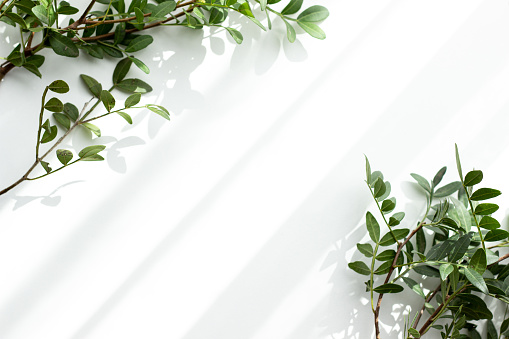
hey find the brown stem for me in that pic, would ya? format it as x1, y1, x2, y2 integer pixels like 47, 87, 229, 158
0, 0, 9, 13
374, 222, 425, 339
68, 0, 97, 29
0, 62, 15, 82
413, 284, 441, 329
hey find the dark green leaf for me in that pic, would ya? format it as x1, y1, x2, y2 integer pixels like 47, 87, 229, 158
427, 240, 454, 261
146, 104, 170, 121
56, 149, 73, 165
41, 161, 52, 173
78, 145, 106, 158
41, 125, 58, 143
26, 55, 45, 68
373, 283, 403, 294
32, 4, 49, 24
464, 170, 483, 186
464, 267, 488, 294
416, 227, 426, 253
375, 249, 395, 262
411, 173, 431, 193
380, 198, 396, 214
485, 229, 509, 242
80, 44, 104, 59
408, 328, 420, 338
296, 21, 326, 40
45, 97, 63, 112
470, 188, 501, 201
373, 177, 386, 199
117, 112, 133, 124
81, 122, 101, 137
49, 32, 79, 58
439, 263, 454, 281
113, 58, 132, 84
116, 78, 152, 93
470, 248, 486, 275
63, 103, 79, 121
22, 63, 42, 78
434, 181, 462, 198
366, 211, 380, 243
379, 229, 409, 246
296, 5, 329, 22
433, 166, 447, 187
475, 203, 499, 215
402, 277, 426, 298
448, 233, 471, 262
53, 113, 70, 129
6, 12, 27, 28
124, 35, 153, 53
125, 93, 141, 108
128, 56, 150, 74
479, 216, 500, 230
100, 43, 124, 58
369, 171, 383, 186
348, 261, 370, 276
152, 1, 176, 18
80, 74, 102, 97
100, 90, 115, 112
414, 265, 440, 277
374, 261, 391, 275
388, 211, 405, 226
281, 0, 303, 15
357, 243, 373, 257
487, 319, 497, 339
114, 22, 127, 45
48, 80, 69, 93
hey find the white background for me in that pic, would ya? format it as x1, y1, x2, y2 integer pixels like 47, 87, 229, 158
1, 0, 509, 338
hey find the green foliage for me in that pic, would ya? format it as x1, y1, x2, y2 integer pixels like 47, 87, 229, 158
350, 147, 509, 338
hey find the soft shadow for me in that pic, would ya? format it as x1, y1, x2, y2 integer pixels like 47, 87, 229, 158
9, 181, 84, 211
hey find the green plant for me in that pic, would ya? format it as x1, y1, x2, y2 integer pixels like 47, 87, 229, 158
0, 0, 328, 196
349, 145, 509, 339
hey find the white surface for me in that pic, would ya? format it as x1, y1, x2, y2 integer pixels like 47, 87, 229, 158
1, 0, 509, 338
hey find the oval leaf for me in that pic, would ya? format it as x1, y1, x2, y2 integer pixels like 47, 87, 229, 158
464, 267, 489, 294
297, 5, 329, 22
475, 203, 499, 215
464, 170, 483, 186
80, 74, 102, 97
373, 283, 404, 294
100, 90, 115, 112
113, 57, 132, 84
125, 93, 141, 108
56, 149, 73, 165
78, 145, 106, 158
470, 188, 502, 201
366, 211, 380, 243
45, 97, 63, 112
48, 80, 69, 93
348, 261, 370, 276
116, 78, 152, 93
479, 216, 500, 230
124, 35, 154, 53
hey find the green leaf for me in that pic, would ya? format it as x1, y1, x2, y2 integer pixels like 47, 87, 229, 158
402, 277, 426, 298
296, 21, 326, 40
439, 263, 454, 281
113, 58, 132, 84
348, 261, 370, 276
375, 249, 396, 262
124, 35, 154, 53
373, 283, 404, 294
470, 188, 501, 201
80, 154, 105, 161
374, 261, 391, 275
448, 233, 471, 262
365, 155, 372, 184
32, 4, 49, 24
48, 80, 69, 93
485, 229, 509, 242
100, 90, 115, 112
475, 203, 499, 215
114, 22, 127, 45
283, 19, 296, 43
49, 32, 79, 58
146, 104, 170, 121
116, 78, 152, 93
464, 170, 483, 186
45, 97, 64, 112
434, 181, 462, 198
416, 227, 426, 253
388, 212, 405, 227
81, 122, 101, 137
408, 328, 420, 338
80, 74, 102, 97
53, 113, 70, 129
479, 216, 500, 230
455, 144, 463, 180
450, 197, 470, 232
22, 63, 42, 78
56, 149, 73, 165
357, 243, 373, 257
41, 161, 52, 173
225, 27, 243, 44
379, 229, 409, 247
128, 56, 150, 74
414, 265, 440, 277
427, 240, 454, 261
152, 1, 176, 18
432, 166, 447, 187
238, 2, 255, 17
63, 103, 79, 121
373, 177, 386, 199
470, 248, 486, 275
81, 44, 104, 59
464, 267, 488, 294
41, 125, 58, 143
366, 211, 380, 243
410, 173, 431, 193
381, 198, 396, 214
123, 93, 140, 108
487, 319, 498, 339
6, 12, 27, 28
296, 5, 329, 22
78, 145, 106, 158
281, 0, 303, 15
117, 111, 133, 124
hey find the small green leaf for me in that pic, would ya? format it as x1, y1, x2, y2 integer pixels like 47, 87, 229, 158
448, 233, 471, 262
373, 283, 404, 294
432, 166, 447, 187
416, 227, 426, 253
470, 248, 487, 275
113, 57, 132, 84
470, 188, 502, 201
410, 173, 431, 193
48, 80, 69, 93
455, 144, 463, 180
45, 97, 64, 112
388, 212, 405, 226
439, 263, 454, 281
117, 111, 133, 124
41, 161, 52, 173
100, 90, 115, 112
238, 1, 255, 17
479, 216, 500, 230
281, 0, 303, 15
450, 197, 470, 232
114, 22, 126, 45
53, 113, 70, 130
81, 122, 101, 137
357, 243, 373, 257
464, 170, 483, 186
225, 27, 243, 44
379, 229, 409, 247
464, 267, 488, 294
56, 149, 73, 165
296, 5, 329, 22
365, 156, 372, 184
146, 104, 170, 121
296, 21, 326, 40
348, 261, 370, 276
414, 265, 440, 277
283, 19, 296, 43
381, 198, 396, 214
80, 154, 105, 161
373, 177, 386, 198
41, 125, 58, 143
408, 328, 420, 338
375, 249, 396, 262
152, 1, 176, 18
32, 4, 49, 24
485, 229, 509, 242
63, 103, 79, 121
80, 74, 102, 97
128, 56, 150, 74
434, 181, 462, 198
402, 277, 426, 298
374, 261, 391, 275
78, 145, 106, 158
116, 78, 152, 93
49, 32, 79, 58
124, 35, 154, 53
366, 211, 380, 243
125, 93, 141, 108
475, 203, 499, 215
